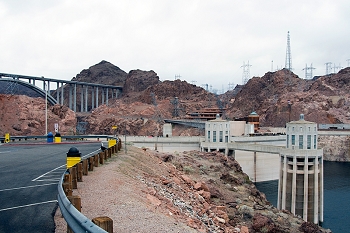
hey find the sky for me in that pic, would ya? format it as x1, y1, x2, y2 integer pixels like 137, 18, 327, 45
1, 0, 350, 94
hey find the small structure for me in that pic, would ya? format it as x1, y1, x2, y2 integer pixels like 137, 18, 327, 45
248, 111, 259, 132
278, 114, 323, 224
163, 123, 172, 137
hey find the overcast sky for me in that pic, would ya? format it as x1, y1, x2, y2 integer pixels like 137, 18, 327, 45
1, 0, 349, 93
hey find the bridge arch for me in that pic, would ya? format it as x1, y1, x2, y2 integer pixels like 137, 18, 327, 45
0, 78, 57, 105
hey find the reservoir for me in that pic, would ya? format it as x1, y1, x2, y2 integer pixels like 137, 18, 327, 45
256, 161, 350, 233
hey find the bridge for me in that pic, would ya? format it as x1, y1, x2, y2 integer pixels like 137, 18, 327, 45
0, 72, 123, 112
164, 119, 205, 129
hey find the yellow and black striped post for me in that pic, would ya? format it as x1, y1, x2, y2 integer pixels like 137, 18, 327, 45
66, 147, 81, 169
108, 137, 117, 148
55, 132, 61, 143
4, 133, 10, 143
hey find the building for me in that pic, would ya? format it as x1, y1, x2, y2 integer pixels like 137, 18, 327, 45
201, 115, 254, 154
278, 114, 323, 224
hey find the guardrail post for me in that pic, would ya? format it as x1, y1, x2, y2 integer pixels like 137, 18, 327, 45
88, 157, 94, 171
94, 154, 99, 167
70, 167, 78, 189
63, 174, 73, 196
99, 152, 104, 165
82, 159, 88, 175
77, 163, 83, 182
103, 150, 107, 160
92, 216, 113, 233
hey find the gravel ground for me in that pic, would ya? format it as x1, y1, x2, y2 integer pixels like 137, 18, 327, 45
54, 146, 198, 233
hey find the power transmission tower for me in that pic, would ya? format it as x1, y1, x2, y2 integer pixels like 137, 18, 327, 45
170, 97, 183, 117
175, 74, 181, 80
228, 82, 235, 90
333, 63, 342, 73
201, 84, 209, 91
285, 31, 292, 71
241, 61, 251, 85
302, 63, 316, 79
325, 62, 332, 75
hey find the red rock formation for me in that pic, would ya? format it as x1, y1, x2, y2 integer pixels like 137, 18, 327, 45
225, 67, 350, 127
0, 94, 76, 136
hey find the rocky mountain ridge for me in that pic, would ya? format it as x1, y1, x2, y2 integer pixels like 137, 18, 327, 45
1, 61, 350, 143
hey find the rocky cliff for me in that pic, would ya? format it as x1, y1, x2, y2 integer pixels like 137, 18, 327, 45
225, 68, 350, 126
0, 94, 76, 136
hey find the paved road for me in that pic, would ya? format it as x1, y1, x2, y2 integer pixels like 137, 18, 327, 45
0, 142, 102, 233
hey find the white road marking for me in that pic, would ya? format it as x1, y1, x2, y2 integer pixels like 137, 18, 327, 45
0, 183, 57, 192
0, 200, 57, 212
31, 148, 100, 182
0, 151, 11, 154
31, 165, 66, 181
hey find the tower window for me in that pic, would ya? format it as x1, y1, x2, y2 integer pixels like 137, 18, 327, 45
292, 135, 295, 145
299, 135, 303, 149
307, 135, 311, 149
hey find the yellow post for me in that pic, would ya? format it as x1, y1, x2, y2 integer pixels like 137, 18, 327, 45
66, 147, 81, 169
108, 138, 117, 148
5, 133, 10, 143
55, 132, 61, 143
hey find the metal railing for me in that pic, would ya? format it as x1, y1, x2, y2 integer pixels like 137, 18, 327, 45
0, 135, 115, 142
57, 172, 107, 233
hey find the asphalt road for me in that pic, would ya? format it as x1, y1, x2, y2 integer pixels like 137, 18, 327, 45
0, 141, 102, 233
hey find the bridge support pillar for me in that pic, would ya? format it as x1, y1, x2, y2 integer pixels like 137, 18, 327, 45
106, 88, 108, 106
96, 87, 99, 108
80, 85, 84, 112
74, 84, 77, 112
69, 84, 73, 110
91, 87, 94, 109
61, 82, 64, 105
56, 82, 60, 103
85, 85, 88, 112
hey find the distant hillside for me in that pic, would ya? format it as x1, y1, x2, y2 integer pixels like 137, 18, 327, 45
223, 68, 350, 126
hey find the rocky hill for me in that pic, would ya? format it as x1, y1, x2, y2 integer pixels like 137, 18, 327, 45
0, 94, 76, 136
1, 61, 350, 137
225, 68, 350, 127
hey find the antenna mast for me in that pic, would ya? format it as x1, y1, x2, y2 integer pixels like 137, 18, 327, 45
285, 31, 292, 71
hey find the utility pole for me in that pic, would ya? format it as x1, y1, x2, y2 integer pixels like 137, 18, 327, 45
285, 31, 292, 71
43, 77, 48, 135
302, 63, 316, 79
241, 61, 251, 85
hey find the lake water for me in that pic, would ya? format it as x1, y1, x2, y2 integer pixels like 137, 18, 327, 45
255, 161, 350, 233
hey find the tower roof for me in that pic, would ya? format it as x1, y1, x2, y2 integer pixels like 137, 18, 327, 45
288, 114, 315, 124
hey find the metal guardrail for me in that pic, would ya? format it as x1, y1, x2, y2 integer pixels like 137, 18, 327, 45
0, 135, 115, 142
57, 172, 107, 233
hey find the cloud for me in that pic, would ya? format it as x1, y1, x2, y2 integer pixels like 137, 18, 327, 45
1, 0, 350, 93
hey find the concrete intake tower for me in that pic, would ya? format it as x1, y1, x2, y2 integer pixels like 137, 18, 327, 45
278, 114, 323, 224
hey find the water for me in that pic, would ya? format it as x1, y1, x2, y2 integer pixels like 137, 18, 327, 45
255, 161, 350, 233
